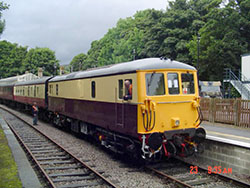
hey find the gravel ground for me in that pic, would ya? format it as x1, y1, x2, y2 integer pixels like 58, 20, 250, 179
181, 155, 250, 184
0, 105, 173, 188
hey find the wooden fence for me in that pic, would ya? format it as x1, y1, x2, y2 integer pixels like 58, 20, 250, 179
200, 98, 250, 128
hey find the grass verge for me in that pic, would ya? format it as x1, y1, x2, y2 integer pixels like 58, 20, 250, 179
0, 125, 22, 188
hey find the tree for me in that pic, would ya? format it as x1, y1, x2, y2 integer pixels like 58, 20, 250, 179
0, 1, 9, 36
22, 47, 59, 76
80, 9, 161, 66
0, 40, 27, 78
188, 0, 250, 81
70, 53, 88, 71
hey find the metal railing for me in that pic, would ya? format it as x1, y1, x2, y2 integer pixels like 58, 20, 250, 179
224, 68, 250, 100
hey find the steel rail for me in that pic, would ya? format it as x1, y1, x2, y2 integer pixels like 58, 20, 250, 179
178, 158, 250, 188
0, 106, 119, 188
2, 117, 57, 188
145, 166, 193, 188
146, 157, 250, 188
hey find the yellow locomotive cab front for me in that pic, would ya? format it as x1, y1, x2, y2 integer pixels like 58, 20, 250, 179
137, 69, 206, 159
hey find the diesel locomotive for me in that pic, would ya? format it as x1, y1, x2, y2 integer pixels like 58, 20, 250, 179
0, 58, 206, 160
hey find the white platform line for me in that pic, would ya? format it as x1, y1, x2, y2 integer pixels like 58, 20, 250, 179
206, 135, 250, 149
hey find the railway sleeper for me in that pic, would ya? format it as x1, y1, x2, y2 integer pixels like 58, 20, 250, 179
52, 176, 95, 183
49, 172, 91, 178
57, 182, 102, 188
185, 178, 213, 186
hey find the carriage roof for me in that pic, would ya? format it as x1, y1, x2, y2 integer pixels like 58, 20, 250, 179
14, 76, 52, 86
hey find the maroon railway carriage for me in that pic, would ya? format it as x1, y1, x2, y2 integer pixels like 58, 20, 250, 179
0, 82, 15, 105
14, 77, 52, 110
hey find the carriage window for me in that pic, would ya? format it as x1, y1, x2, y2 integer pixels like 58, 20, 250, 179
28, 86, 30, 96
49, 85, 53, 95
56, 84, 58, 95
167, 73, 180, 94
91, 81, 95, 98
146, 73, 165, 96
181, 73, 195, 94
34, 86, 36, 97
37, 87, 39, 96
118, 80, 123, 99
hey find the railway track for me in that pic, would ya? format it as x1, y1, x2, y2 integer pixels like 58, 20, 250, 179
1, 105, 250, 188
0, 107, 118, 188
145, 159, 250, 188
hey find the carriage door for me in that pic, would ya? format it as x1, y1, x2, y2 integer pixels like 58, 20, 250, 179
116, 80, 124, 127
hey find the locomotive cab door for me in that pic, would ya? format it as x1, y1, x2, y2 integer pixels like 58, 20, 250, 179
115, 79, 133, 128
115, 80, 124, 127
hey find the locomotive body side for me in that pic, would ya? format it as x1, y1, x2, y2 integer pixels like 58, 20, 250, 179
48, 73, 139, 137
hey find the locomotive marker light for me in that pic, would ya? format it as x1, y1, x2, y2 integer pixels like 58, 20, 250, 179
171, 118, 180, 127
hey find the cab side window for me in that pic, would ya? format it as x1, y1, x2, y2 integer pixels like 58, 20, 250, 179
124, 79, 132, 100
118, 80, 123, 99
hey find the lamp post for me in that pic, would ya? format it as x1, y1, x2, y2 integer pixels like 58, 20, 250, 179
197, 33, 201, 95
54, 64, 57, 76
133, 49, 136, 60
197, 33, 201, 72
79, 60, 83, 71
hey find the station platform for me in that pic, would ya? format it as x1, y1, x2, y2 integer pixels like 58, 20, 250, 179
0, 115, 42, 188
201, 121, 250, 148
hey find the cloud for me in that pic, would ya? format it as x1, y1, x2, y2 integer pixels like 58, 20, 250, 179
1, 0, 167, 64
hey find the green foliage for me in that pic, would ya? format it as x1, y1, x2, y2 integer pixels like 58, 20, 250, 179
84, 9, 163, 67
0, 40, 27, 78
73, 0, 215, 68
0, 1, 9, 36
0, 125, 22, 188
70, 53, 88, 71
187, 0, 250, 81
0, 41, 60, 78
23, 47, 59, 76
70, 0, 249, 85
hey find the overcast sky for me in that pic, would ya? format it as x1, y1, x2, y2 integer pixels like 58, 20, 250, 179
1, 0, 167, 65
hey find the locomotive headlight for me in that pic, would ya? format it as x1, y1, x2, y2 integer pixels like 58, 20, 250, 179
171, 118, 180, 127
175, 120, 180, 126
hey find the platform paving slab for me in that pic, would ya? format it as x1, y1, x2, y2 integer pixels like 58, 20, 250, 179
0, 115, 42, 188
201, 121, 250, 148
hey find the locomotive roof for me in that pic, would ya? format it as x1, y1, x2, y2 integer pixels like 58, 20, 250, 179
50, 58, 196, 82
15, 76, 52, 86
